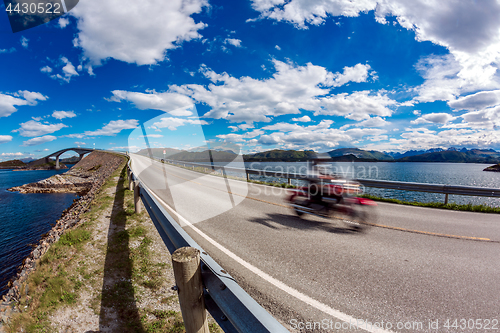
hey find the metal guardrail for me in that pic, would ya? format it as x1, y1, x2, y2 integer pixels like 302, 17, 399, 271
126, 158, 289, 333
161, 158, 500, 204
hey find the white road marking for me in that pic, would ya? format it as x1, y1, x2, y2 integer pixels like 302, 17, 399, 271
140, 173, 394, 333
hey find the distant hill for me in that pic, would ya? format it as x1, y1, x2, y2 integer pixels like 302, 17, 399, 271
134, 147, 500, 163
60, 156, 81, 163
327, 148, 394, 161
397, 149, 500, 163
243, 149, 316, 162
0, 159, 26, 169
136, 148, 182, 160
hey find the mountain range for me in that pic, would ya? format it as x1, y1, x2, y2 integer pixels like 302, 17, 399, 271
135, 147, 500, 164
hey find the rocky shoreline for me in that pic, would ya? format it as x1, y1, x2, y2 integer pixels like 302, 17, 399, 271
483, 163, 500, 172
0, 151, 125, 327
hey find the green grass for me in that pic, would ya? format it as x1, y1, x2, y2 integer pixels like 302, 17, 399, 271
361, 194, 500, 213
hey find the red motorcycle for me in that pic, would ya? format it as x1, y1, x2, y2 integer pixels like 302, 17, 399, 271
286, 176, 377, 231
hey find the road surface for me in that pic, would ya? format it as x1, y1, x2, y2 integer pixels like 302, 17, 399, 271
130, 153, 500, 332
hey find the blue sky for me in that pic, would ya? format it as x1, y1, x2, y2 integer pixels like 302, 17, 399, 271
1, 0, 500, 161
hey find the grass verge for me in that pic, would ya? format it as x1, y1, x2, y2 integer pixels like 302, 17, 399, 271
6, 160, 221, 333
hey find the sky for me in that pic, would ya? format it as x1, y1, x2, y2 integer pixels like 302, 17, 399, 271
1, 0, 500, 161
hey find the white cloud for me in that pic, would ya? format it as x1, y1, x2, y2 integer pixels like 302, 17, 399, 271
23, 135, 57, 146
0, 135, 13, 144
224, 38, 242, 47
170, 60, 388, 123
448, 90, 500, 111
52, 111, 76, 119
275, 45, 281, 50
70, 0, 208, 66
21, 36, 29, 49
149, 117, 208, 131
1, 152, 24, 156
411, 112, 457, 125
14, 120, 67, 137
40, 66, 53, 73
49, 57, 80, 83
75, 141, 86, 146
217, 119, 387, 151
355, 116, 389, 127
250, 0, 500, 106
0, 91, 48, 118
58, 17, 70, 28
109, 90, 194, 115
0, 47, 16, 54
291, 115, 311, 122
326, 63, 374, 87
84, 119, 139, 136
315, 91, 396, 121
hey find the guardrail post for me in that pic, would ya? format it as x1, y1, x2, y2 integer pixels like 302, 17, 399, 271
246, 172, 250, 182
172, 247, 209, 333
288, 178, 292, 185
128, 174, 134, 191
444, 193, 449, 205
134, 182, 142, 214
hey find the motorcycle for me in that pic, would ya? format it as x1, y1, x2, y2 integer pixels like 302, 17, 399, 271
286, 177, 377, 231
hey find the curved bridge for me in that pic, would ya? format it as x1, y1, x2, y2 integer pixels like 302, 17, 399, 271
44, 148, 95, 169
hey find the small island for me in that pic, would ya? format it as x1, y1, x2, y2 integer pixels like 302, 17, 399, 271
484, 163, 500, 172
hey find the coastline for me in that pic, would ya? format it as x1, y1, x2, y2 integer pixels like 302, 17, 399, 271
0, 151, 125, 326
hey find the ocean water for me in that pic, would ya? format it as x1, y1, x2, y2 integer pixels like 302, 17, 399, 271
0, 168, 77, 297
223, 161, 500, 207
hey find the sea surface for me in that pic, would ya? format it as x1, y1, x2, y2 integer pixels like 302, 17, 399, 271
222, 161, 500, 207
0, 168, 77, 297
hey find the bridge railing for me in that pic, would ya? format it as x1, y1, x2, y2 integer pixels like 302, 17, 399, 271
160, 158, 500, 204
126, 157, 289, 333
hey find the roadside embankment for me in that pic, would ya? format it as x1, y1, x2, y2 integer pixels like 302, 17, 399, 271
0, 151, 123, 328
1, 152, 221, 332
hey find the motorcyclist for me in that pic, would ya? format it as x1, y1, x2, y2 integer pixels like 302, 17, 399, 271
305, 158, 342, 206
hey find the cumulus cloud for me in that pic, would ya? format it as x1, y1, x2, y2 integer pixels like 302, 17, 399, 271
0, 91, 48, 118
217, 119, 387, 151
224, 38, 242, 47
149, 117, 208, 131
0, 47, 16, 54
14, 120, 67, 137
0, 135, 13, 144
84, 119, 139, 136
58, 17, 70, 28
23, 135, 57, 146
449, 90, 500, 111
1, 152, 23, 156
291, 115, 311, 122
250, 0, 500, 106
47, 57, 80, 83
315, 91, 396, 120
20, 36, 29, 49
170, 60, 387, 123
109, 90, 194, 115
411, 112, 457, 125
52, 111, 77, 119
354, 117, 389, 127
70, 0, 208, 66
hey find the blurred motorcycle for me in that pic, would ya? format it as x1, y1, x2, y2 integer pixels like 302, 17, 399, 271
286, 160, 377, 231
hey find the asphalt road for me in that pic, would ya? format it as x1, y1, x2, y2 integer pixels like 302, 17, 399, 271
130, 154, 500, 332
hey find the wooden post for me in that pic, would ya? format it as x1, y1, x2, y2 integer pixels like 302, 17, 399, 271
444, 193, 449, 205
288, 178, 292, 185
134, 182, 142, 214
246, 172, 250, 182
172, 247, 209, 333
